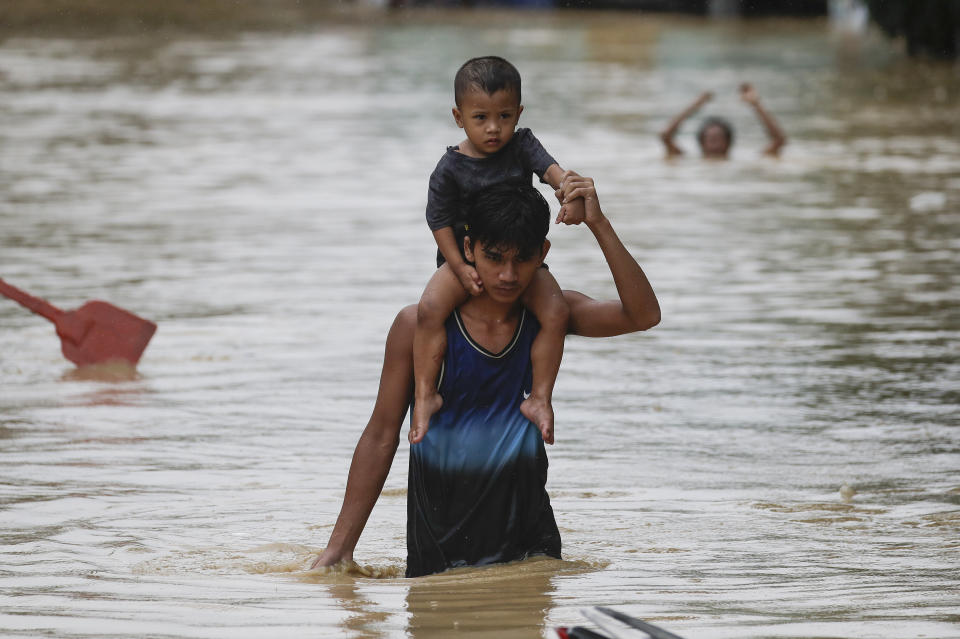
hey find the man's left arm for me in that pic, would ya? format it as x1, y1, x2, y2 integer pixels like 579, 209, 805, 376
557, 174, 661, 338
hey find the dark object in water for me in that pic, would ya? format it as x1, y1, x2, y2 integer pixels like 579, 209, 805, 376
556, 627, 610, 639
555, 1, 827, 17
0, 278, 157, 368
553, 606, 688, 639
866, 0, 959, 59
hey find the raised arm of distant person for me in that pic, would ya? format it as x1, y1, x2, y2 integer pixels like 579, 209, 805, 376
659, 91, 713, 158
740, 83, 787, 157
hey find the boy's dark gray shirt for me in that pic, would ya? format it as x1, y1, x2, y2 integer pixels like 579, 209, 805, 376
425, 128, 556, 235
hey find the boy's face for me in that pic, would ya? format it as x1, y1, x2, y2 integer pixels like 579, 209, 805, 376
452, 88, 523, 158
464, 238, 548, 305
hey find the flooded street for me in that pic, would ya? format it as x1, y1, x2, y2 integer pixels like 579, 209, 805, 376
1, 12, 959, 638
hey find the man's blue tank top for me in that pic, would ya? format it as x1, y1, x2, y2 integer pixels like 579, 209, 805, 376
406, 308, 561, 578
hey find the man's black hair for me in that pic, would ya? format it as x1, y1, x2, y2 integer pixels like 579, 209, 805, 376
465, 183, 549, 262
697, 116, 735, 147
454, 56, 522, 107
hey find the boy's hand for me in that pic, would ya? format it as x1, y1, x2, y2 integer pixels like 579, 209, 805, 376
556, 197, 586, 226
455, 263, 483, 296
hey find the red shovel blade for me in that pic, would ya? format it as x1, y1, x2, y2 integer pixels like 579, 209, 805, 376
0, 278, 157, 368
57, 301, 157, 367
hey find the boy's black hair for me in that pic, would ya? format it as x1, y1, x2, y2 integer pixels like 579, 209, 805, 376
697, 116, 735, 147
454, 56, 522, 107
465, 183, 549, 261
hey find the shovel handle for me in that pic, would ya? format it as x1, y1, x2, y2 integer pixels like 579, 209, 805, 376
0, 278, 64, 323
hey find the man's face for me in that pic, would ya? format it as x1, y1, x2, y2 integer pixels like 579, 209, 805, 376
465, 238, 547, 304
452, 88, 523, 158
700, 124, 731, 158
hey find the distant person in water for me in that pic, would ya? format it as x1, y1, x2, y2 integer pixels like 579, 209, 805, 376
660, 83, 787, 159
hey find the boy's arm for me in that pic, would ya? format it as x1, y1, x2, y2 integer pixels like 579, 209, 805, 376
427, 161, 481, 295
310, 306, 416, 568
556, 174, 661, 338
427, 164, 481, 295
543, 163, 564, 189
740, 83, 786, 157
660, 91, 713, 158
433, 227, 481, 295
519, 130, 583, 225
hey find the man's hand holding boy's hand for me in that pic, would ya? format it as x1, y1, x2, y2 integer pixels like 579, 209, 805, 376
455, 262, 483, 296
556, 197, 586, 226
554, 170, 587, 225
556, 172, 604, 228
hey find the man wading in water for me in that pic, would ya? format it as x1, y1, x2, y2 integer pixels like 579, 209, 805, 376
311, 174, 660, 577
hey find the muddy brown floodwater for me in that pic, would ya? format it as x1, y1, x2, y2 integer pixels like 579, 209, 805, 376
1, 11, 958, 639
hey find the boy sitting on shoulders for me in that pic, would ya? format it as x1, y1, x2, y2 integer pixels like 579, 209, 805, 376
412, 55, 584, 446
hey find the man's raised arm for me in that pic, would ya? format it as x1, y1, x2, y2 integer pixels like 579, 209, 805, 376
555, 173, 660, 338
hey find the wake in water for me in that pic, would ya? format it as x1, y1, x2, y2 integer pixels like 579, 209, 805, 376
132, 541, 604, 585
131, 542, 405, 580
